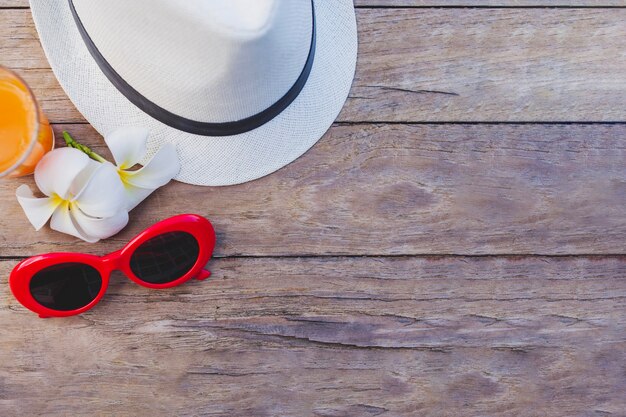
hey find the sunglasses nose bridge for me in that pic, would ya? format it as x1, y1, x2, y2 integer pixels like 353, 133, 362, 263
101, 249, 123, 272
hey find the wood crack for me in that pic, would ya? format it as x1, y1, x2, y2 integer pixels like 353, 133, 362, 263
365, 85, 460, 96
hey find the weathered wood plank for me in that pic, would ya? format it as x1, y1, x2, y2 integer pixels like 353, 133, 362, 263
348, 8, 626, 122
0, 256, 624, 416
4, 1, 626, 7
0, 123, 624, 256
1, 9, 625, 122
0, 0, 23, 6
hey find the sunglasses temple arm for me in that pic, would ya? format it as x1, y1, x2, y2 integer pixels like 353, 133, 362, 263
195, 269, 211, 281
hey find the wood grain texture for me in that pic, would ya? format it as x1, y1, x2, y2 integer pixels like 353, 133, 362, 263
1, 123, 624, 257
0, 0, 23, 6
0, 256, 624, 416
2, 9, 626, 122
1, 3, 625, 416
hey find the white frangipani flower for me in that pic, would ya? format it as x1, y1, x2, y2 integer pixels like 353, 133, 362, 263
104, 127, 180, 210
16, 128, 179, 242
16, 148, 129, 243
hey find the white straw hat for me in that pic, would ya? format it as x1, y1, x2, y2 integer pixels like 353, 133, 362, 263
29, 0, 358, 186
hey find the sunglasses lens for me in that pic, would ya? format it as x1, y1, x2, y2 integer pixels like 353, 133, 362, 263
130, 231, 200, 284
29, 263, 103, 311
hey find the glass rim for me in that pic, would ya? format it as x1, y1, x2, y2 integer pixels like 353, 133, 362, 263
0, 65, 42, 178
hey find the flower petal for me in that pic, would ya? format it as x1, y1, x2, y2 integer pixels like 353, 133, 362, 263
122, 184, 156, 211
68, 158, 102, 197
71, 162, 127, 218
16, 184, 61, 231
50, 201, 98, 243
104, 127, 149, 169
34, 148, 91, 198
70, 204, 129, 240
122, 143, 180, 189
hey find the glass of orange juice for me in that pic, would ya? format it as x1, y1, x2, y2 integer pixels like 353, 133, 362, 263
0, 66, 54, 178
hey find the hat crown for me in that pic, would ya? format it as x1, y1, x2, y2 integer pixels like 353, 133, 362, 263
72, 0, 313, 124
185, 0, 278, 35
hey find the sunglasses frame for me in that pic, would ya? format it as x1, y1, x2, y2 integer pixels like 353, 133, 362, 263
10, 214, 216, 318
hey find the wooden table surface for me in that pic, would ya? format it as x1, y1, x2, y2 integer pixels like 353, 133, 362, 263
1, 1, 625, 416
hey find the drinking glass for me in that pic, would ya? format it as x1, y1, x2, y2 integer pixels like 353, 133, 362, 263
0, 66, 54, 178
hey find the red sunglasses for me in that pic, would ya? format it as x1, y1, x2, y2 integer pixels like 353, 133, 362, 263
9, 214, 216, 318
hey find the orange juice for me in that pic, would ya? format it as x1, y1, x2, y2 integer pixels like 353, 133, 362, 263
0, 66, 54, 178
